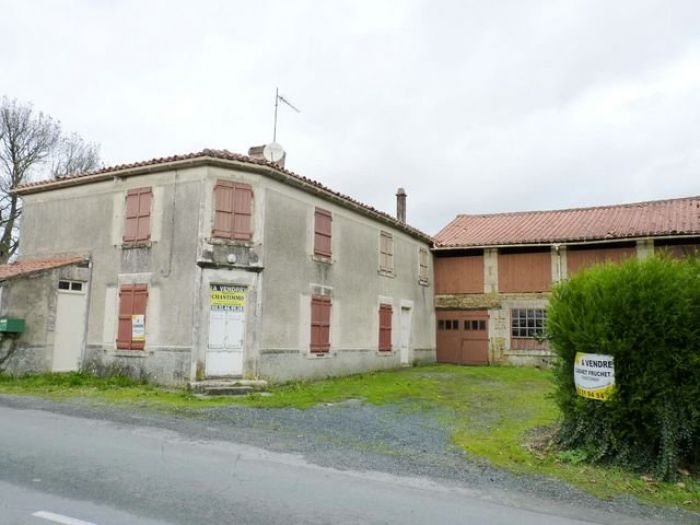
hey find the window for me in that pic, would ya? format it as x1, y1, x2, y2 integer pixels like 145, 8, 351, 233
438, 319, 459, 330
378, 304, 392, 351
58, 280, 83, 292
511, 308, 546, 339
464, 320, 486, 331
123, 187, 152, 243
419, 248, 430, 284
379, 232, 394, 272
314, 208, 332, 257
117, 284, 148, 350
310, 295, 331, 353
213, 180, 253, 240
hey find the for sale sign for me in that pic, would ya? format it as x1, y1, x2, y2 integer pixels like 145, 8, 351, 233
574, 353, 615, 401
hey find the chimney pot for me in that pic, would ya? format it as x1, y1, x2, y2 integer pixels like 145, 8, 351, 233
396, 187, 407, 223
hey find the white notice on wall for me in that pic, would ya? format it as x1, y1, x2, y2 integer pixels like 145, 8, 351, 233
132, 315, 145, 341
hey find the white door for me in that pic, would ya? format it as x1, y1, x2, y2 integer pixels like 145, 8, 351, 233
52, 281, 88, 372
399, 306, 412, 366
206, 284, 246, 377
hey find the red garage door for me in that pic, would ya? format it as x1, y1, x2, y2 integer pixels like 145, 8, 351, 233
436, 310, 489, 365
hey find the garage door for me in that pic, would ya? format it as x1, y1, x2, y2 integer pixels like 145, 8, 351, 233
436, 310, 489, 365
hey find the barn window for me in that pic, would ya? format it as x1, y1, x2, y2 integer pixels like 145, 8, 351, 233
314, 208, 332, 257
378, 304, 392, 351
511, 308, 546, 339
213, 180, 253, 240
116, 284, 148, 350
419, 248, 430, 284
379, 232, 394, 272
310, 295, 331, 353
123, 187, 153, 243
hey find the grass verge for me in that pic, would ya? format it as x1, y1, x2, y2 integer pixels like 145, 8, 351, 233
0, 365, 697, 511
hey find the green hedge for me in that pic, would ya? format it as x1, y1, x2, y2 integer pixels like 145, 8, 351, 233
547, 255, 700, 480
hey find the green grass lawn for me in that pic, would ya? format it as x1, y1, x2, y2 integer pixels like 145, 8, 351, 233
0, 364, 697, 511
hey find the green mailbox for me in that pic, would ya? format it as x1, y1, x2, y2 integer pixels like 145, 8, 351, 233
0, 317, 25, 333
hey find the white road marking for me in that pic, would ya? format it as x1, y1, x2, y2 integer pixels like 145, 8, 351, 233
32, 511, 98, 525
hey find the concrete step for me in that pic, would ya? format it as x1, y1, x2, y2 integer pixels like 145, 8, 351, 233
188, 379, 268, 396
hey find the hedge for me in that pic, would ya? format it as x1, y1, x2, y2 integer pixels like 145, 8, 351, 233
547, 255, 700, 481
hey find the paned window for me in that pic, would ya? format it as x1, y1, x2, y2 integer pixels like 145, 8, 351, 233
117, 284, 148, 350
123, 187, 152, 243
310, 295, 331, 353
314, 208, 332, 257
380, 232, 394, 272
511, 308, 546, 339
213, 180, 253, 240
378, 304, 392, 351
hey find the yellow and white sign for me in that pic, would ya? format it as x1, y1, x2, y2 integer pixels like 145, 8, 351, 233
209, 285, 246, 312
574, 352, 615, 401
131, 314, 145, 341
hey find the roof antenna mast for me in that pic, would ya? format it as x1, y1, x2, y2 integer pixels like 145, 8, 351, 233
272, 87, 300, 143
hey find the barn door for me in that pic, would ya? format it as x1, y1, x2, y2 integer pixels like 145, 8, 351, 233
206, 284, 246, 377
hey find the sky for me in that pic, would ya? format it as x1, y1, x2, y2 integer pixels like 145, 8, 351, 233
2, 0, 699, 235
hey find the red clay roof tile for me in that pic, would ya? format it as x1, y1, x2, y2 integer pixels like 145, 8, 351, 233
434, 196, 700, 248
0, 256, 86, 281
13, 149, 432, 243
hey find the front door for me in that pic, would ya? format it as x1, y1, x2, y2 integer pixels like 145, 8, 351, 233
206, 284, 246, 377
52, 280, 88, 372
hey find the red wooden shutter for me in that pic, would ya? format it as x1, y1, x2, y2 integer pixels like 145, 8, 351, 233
314, 208, 332, 257
310, 295, 331, 353
116, 284, 148, 350
123, 187, 152, 243
232, 183, 253, 240
378, 304, 393, 351
213, 181, 253, 240
213, 181, 234, 238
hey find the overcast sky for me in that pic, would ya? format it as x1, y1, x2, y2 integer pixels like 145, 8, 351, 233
2, 0, 700, 234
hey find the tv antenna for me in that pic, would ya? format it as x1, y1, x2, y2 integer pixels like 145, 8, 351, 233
273, 87, 300, 142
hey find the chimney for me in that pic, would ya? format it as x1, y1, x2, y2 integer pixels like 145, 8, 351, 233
396, 187, 407, 223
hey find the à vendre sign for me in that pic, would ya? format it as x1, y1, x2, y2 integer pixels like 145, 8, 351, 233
574, 353, 615, 401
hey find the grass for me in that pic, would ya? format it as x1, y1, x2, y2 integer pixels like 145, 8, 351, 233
0, 365, 697, 511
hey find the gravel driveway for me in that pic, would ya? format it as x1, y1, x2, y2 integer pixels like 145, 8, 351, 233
0, 393, 697, 524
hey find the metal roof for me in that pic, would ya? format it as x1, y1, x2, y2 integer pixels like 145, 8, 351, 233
434, 196, 700, 248
13, 149, 432, 244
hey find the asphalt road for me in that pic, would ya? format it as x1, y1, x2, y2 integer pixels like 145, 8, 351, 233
0, 404, 686, 524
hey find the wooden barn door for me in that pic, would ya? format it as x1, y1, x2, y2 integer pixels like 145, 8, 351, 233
436, 310, 489, 365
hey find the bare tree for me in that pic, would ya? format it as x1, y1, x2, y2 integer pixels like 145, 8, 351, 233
0, 97, 101, 262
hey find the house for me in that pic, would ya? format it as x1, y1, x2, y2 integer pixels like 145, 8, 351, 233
432, 196, 700, 366
0, 149, 436, 384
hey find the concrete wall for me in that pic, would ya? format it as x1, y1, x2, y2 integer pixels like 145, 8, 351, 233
17, 162, 435, 383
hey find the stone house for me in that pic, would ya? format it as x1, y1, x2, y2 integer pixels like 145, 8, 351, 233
432, 196, 700, 366
0, 149, 435, 384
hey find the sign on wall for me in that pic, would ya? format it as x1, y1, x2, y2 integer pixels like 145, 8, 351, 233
574, 352, 615, 401
209, 284, 246, 312
131, 314, 145, 341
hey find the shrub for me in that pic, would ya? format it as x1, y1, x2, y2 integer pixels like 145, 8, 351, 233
547, 255, 700, 481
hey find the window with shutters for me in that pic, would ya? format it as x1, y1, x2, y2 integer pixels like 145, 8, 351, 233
379, 232, 394, 273
212, 180, 253, 240
123, 187, 152, 243
418, 248, 430, 284
116, 284, 148, 350
310, 295, 331, 353
378, 304, 392, 351
314, 208, 332, 258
